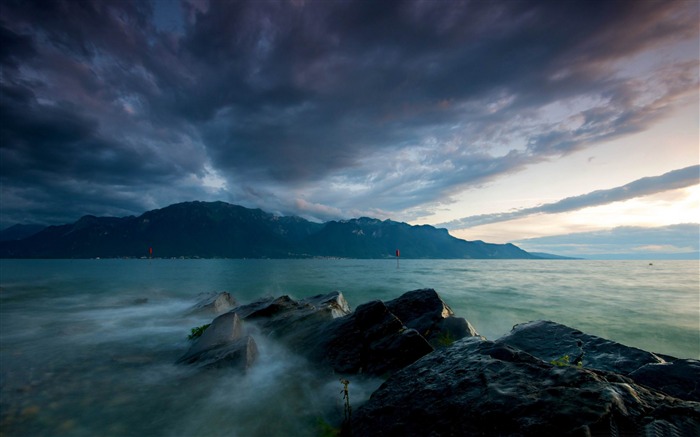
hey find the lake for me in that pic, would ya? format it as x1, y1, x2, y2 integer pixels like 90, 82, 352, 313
1, 259, 698, 436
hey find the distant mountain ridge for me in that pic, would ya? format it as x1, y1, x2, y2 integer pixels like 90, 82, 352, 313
0, 224, 47, 242
0, 201, 539, 259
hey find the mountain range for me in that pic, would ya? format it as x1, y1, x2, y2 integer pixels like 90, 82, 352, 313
0, 201, 540, 259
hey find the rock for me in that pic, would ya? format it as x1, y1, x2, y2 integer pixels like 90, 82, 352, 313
180, 336, 258, 371
384, 288, 454, 323
301, 292, 351, 318
352, 337, 700, 436
233, 291, 351, 338
384, 288, 479, 347
629, 359, 700, 402
183, 312, 244, 358
177, 312, 257, 370
319, 300, 434, 375
496, 320, 665, 375
190, 291, 237, 314
437, 316, 478, 344
497, 321, 700, 403
231, 291, 433, 376
233, 291, 350, 321
234, 295, 299, 320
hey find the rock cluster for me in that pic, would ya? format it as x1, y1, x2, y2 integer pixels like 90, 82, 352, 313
352, 337, 700, 436
177, 289, 700, 436
178, 288, 476, 375
495, 320, 700, 402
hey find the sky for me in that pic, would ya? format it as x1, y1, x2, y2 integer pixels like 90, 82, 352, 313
1, 0, 698, 258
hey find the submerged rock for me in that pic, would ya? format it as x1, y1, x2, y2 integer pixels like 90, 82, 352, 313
352, 337, 700, 436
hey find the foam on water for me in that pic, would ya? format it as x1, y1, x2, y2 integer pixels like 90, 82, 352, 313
1, 259, 697, 436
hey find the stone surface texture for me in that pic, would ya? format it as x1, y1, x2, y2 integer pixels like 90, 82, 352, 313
352, 337, 700, 436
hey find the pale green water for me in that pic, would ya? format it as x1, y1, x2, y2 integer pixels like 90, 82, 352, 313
1, 259, 698, 436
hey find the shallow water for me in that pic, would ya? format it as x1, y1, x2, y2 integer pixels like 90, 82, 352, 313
1, 259, 698, 436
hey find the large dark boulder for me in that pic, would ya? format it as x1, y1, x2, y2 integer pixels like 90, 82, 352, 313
384, 288, 479, 347
318, 300, 434, 375
177, 312, 258, 370
352, 337, 700, 436
496, 320, 665, 375
629, 359, 700, 402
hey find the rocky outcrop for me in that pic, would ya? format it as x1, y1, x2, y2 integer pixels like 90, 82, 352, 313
177, 312, 258, 370
629, 359, 700, 402
352, 337, 700, 436
228, 289, 477, 376
494, 320, 700, 402
231, 291, 434, 376
178, 289, 479, 376
312, 300, 434, 375
177, 289, 700, 435
233, 292, 351, 336
495, 320, 665, 375
384, 288, 479, 347
190, 291, 237, 315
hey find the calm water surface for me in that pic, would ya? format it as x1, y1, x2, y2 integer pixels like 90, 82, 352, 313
1, 259, 698, 436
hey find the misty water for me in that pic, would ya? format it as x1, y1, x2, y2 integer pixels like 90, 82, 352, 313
1, 259, 698, 436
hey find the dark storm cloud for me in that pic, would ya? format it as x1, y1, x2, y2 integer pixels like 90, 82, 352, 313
0, 24, 37, 69
438, 165, 700, 229
0, 0, 698, 227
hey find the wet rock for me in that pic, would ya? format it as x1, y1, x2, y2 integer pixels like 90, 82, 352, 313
629, 359, 700, 402
177, 292, 350, 372
300, 292, 351, 318
177, 312, 257, 370
233, 291, 351, 339
352, 337, 700, 436
318, 300, 434, 375
234, 295, 299, 320
179, 336, 258, 371
496, 320, 665, 375
384, 288, 479, 347
232, 291, 433, 376
190, 291, 237, 315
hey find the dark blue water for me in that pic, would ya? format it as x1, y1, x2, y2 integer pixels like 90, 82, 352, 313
1, 259, 698, 436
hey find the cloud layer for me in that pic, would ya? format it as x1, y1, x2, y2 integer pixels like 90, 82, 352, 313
438, 165, 700, 229
1, 0, 698, 227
